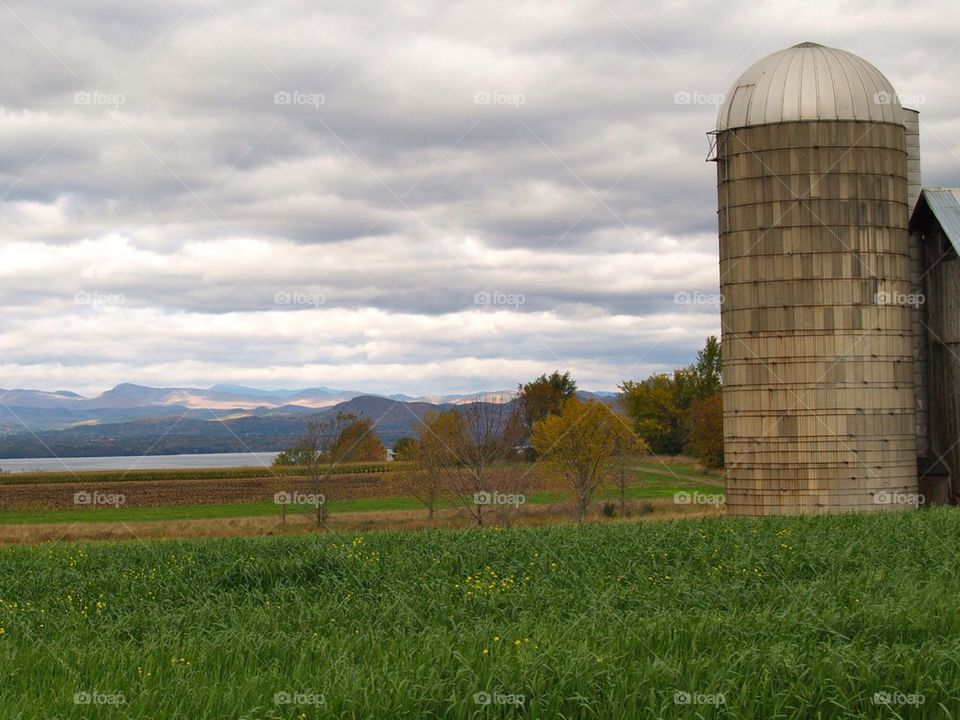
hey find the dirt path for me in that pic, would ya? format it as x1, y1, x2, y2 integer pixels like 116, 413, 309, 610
637, 465, 726, 487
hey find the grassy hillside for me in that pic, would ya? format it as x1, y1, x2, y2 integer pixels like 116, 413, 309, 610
1, 509, 957, 718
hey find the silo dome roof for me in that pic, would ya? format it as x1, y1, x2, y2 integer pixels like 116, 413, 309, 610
716, 42, 904, 131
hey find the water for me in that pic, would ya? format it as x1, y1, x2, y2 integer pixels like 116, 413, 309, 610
0, 451, 282, 473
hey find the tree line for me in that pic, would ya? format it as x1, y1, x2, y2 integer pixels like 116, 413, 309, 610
618, 335, 723, 469
273, 336, 723, 526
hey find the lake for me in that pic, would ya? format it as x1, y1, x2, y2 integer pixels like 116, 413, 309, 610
0, 451, 282, 473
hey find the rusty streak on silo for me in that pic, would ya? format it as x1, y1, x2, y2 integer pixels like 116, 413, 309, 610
712, 42, 918, 515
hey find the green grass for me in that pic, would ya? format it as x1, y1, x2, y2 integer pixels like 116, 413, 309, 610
0, 467, 722, 525
0, 497, 429, 525
1, 508, 958, 718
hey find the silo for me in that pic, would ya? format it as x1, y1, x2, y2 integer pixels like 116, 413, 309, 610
713, 42, 918, 515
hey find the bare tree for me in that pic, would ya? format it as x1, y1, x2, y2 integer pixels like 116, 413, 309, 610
418, 400, 523, 526
397, 436, 443, 522
298, 412, 358, 526
609, 421, 647, 516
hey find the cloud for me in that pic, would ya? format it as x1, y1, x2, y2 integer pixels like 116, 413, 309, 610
0, 0, 957, 395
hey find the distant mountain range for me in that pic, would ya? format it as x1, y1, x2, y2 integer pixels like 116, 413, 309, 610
0, 384, 618, 458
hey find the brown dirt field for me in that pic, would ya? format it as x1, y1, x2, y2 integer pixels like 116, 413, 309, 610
0, 497, 722, 544
0, 473, 385, 510
0, 468, 554, 511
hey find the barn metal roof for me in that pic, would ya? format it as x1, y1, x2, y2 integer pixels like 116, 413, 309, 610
913, 188, 960, 253
716, 42, 904, 131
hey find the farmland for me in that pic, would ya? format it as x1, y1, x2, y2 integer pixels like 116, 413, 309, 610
1, 508, 958, 718
0, 459, 726, 542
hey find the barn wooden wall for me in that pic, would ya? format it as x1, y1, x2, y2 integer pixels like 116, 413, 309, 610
924, 225, 960, 501
717, 121, 918, 515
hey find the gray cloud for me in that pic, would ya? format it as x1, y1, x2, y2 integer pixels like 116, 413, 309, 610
0, 0, 957, 395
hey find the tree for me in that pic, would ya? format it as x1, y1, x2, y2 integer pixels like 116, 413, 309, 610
395, 436, 443, 521
531, 398, 638, 523
274, 416, 385, 467
685, 394, 724, 469
618, 336, 723, 460
692, 335, 722, 397
618, 374, 684, 454
293, 412, 359, 526
392, 436, 416, 461
416, 401, 523, 526
272, 446, 315, 467
516, 371, 578, 438
609, 420, 649, 515
331, 418, 387, 462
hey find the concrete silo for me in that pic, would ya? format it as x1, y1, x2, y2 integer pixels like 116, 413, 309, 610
712, 42, 918, 515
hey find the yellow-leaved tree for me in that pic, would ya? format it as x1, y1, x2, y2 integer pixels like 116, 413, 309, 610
531, 398, 643, 523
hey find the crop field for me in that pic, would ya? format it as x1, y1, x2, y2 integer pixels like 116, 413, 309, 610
0, 460, 724, 530
0, 463, 401, 486
1, 508, 958, 718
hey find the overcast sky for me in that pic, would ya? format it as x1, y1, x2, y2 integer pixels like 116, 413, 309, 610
1, 0, 958, 396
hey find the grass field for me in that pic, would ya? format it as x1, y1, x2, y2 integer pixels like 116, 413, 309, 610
0, 462, 724, 526
1, 508, 957, 718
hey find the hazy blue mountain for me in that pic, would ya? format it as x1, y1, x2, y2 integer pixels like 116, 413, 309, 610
0, 383, 617, 455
